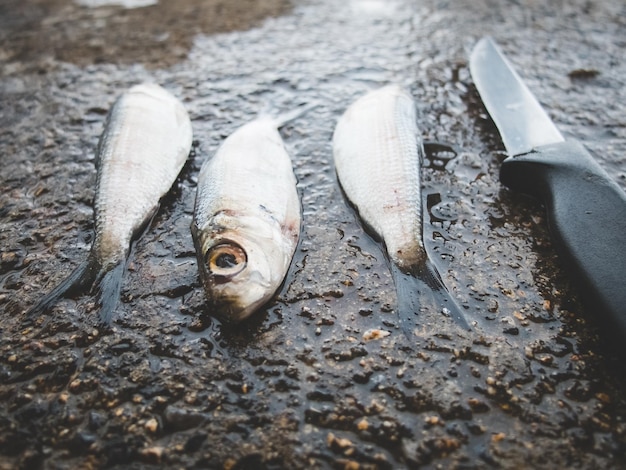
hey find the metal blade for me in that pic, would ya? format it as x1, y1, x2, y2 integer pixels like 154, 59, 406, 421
469, 37, 564, 156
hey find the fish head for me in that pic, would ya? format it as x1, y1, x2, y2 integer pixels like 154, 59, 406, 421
194, 225, 288, 324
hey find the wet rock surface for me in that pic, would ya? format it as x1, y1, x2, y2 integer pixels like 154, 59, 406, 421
1, 0, 625, 468
0, 0, 292, 69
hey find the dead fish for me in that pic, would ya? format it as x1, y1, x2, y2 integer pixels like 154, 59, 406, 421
26, 83, 193, 325
332, 84, 469, 336
191, 114, 302, 324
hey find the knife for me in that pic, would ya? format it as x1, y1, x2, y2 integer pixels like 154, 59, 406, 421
469, 36, 626, 344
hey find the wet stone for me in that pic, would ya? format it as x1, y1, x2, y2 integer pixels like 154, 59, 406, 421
184, 432, 207, 453
67, 430, 97, 453
503, 326, 519, 336
163, 405, 208, 431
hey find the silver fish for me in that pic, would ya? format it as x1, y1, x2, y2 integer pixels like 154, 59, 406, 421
333, 85, 469, 335
191, 116, 301, 323
26, 83, 193, 325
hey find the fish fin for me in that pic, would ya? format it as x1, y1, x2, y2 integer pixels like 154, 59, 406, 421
92, 261, 126, 327
24, 257, 101, 323
24, 256, 127, 328
391, 260, 470, 338
267, 102, 319, 129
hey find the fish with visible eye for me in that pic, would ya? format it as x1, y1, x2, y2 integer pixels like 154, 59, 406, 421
333, 85, 470, 336
25, 83, 193, 326
191, 111, 305, 323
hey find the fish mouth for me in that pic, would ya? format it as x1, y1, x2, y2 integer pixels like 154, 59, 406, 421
204, 241, 247, 282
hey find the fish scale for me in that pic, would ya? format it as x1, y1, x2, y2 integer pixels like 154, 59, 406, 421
25, 83, 193, 325
334, 85, 423, 270
191, 117, 301, 324
94, 89, 190, 263
333, 85, 470, 336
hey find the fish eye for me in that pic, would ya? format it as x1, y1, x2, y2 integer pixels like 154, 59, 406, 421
206, 243, 247, 279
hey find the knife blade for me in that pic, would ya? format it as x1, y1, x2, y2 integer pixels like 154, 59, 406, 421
470, 36, 626, 345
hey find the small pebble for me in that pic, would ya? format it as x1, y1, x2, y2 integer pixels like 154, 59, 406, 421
362, 329, 390, 341
145, 418, 159, 433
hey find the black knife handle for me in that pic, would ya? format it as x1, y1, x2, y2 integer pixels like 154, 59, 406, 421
500, 141, 626, 344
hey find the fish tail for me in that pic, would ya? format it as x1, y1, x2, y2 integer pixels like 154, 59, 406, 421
24, 256, 101, 322
92, 260, 125, 326
25, 255, 127, 327
391, 260, 470, 338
